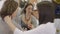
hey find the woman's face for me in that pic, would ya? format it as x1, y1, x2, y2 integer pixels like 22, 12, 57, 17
26, 5, 33, 20
26, 5, 33, 14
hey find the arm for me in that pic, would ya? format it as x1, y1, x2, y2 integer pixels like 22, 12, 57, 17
4, 16, 16, 32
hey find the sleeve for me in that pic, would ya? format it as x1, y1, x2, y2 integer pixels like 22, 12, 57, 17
12, 17, 23, 30
24, 23, 56, 34
14, 28, 23, 34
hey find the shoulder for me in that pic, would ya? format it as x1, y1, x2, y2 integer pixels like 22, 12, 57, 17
38, 22, 55, 30
35, 22, 56, 34
31, 15, 38, 21
31, 15, 39, 27
45, 22, 55, 27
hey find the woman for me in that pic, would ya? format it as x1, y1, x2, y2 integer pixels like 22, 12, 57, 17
0, 0, 23, 34
37, 1, 55, 25
18, 3, 39, 30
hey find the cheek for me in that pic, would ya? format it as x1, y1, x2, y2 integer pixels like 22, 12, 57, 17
12, 11, 16, 17
26, 8, 32, 14
26, 9, 29, 13
13, 9, 18, 16
28, 10, 32, 13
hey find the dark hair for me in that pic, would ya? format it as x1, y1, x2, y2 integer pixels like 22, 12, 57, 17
0, 0, 18, 19
37, 1, 55, 25
23, 3, 33, 14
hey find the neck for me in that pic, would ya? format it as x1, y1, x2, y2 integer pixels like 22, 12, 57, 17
25, 14, 31, 21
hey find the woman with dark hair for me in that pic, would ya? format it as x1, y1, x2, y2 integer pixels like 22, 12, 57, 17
18, 3, 39, 30
37, 1, 55, 25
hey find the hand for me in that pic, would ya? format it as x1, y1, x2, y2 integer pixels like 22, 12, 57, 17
4, 16, 16, 31
4, 16, 12, 23
28, 24, 34, 29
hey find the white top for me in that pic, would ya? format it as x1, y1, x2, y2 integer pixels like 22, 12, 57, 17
14, 22, 56, 34
54, 19, 60, 30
